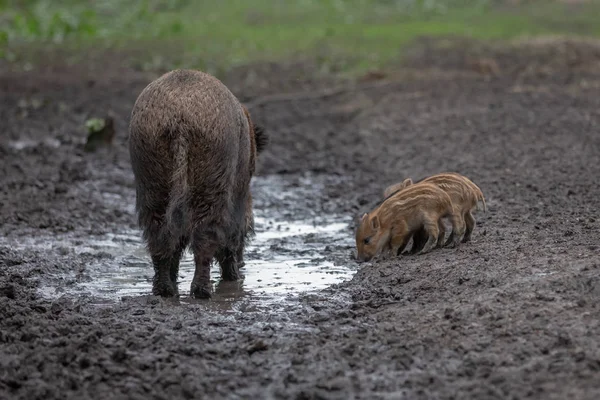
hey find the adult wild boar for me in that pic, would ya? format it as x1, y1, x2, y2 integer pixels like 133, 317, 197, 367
128, 69, 267, 299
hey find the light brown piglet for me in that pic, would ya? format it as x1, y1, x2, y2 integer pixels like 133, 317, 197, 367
383, 172, 486, 253
356, 182, 462, 262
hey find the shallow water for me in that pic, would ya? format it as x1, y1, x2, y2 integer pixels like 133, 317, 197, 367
7, 174, 359, 309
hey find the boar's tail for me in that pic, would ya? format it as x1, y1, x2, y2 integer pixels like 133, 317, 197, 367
165, 134, 190, 238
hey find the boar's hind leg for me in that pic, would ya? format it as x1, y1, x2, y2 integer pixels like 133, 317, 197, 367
190, 229, 219, 299
169, 236, 189, 285
215, 244, 241, 281
216, 193, 252, 280
142, 215, 183, 297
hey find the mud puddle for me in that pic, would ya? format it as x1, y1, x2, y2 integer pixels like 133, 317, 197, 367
3, 174, 358, 310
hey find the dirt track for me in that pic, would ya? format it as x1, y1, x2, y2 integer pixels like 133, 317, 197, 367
1, 39, 600, 399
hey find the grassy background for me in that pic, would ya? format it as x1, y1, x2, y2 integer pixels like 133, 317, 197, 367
2, 0, 600, 75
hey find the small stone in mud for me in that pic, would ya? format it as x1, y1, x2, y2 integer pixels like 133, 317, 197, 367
316, 376, 350, 391
247, 340, 268, 355
54, 184, 68, 194
57, 246, 71, 256
32, 304, 47, 313
556, 335, 572, 347
78, 357, 91, 369
93, 251, 114, 260
111, 348, 128, 363
303, 233, 319, 243
443, 308, 454, 319
0, 284, 16, 299
147, 298, 160, 306
6, 380, 22, 390
311, 311, 330, 323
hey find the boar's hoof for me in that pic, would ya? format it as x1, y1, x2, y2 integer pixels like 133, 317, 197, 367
152, 278, 177, 297
190, 282, 212, 299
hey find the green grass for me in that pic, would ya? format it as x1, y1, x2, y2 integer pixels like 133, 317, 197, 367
2, 0, 600, 75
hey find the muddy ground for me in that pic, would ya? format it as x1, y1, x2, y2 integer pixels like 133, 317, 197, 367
1, 38, 600, 399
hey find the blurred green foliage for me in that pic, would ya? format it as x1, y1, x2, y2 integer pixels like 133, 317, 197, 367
85, 117, 106, 133
1, 0, 600, 73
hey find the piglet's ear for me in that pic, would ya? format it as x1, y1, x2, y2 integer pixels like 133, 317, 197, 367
370, 215, 380, 230
402, 178, 413, 188
361, 213, 368, 221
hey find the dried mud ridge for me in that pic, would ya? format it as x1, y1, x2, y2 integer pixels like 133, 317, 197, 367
2, 40, 600, 399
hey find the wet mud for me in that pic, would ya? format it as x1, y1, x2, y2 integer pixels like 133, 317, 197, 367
1, 174, 356, 308
2, 38, 600, 399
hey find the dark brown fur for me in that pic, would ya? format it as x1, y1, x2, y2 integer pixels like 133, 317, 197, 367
128, 69, 267, 299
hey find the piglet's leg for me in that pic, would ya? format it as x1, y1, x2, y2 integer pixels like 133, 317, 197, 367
417, 217, 440, 255
462, 211, 476, 243
390, 235, 410, 257
409, 228, 428, 255
387, 223, 409, 257
436, 219, 447, 248
445, 212, 465, 248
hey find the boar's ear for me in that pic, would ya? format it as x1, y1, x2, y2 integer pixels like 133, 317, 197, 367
401, 178, 413, 188
254, 124, 268, 153
370, 215, 380, 230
